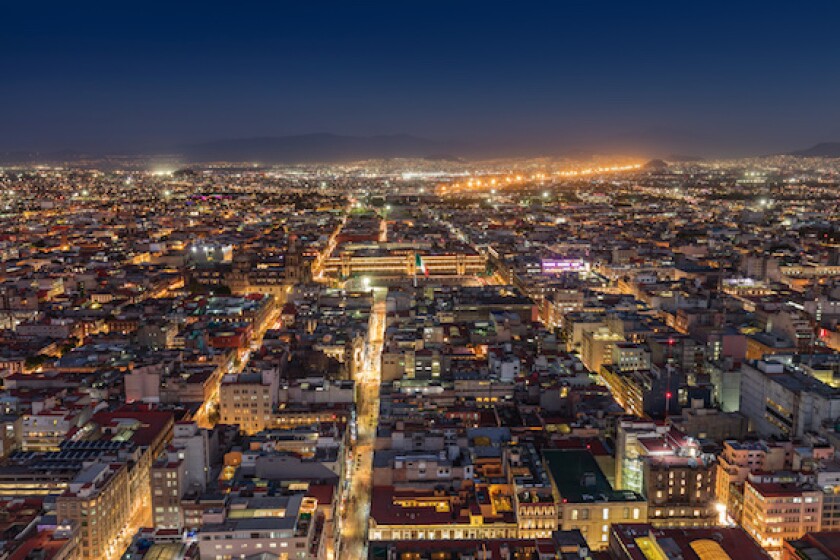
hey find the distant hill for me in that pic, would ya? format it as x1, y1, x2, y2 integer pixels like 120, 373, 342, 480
423, 154, 463, 162
0, 151, 36, 164
177, 133, 451, 163
0, 150, 95, 164
788, 142, 840, 157
666, 154, 705, 162
643, 159, 669, 170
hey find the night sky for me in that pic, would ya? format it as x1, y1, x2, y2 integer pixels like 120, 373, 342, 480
3, 1, 840, 156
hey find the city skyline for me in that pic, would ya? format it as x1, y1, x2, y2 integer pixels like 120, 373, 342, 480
1, 159, 839, 560
3, 3, 840, 560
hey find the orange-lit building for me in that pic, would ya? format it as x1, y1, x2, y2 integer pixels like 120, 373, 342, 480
742, 480, 823, 554
609, 523, 771, 560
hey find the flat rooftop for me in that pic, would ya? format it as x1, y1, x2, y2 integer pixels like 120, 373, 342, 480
544, 449, 643, 503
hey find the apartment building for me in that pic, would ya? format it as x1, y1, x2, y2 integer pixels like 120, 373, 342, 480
545, 449, 647, 550
56, 462, 131, 560
741, 480, 823, 555
219, 370, 278, 434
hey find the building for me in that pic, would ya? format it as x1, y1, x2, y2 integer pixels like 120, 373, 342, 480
668, 406, 749, 441
56, 462, 131, 560
715, 440, 790, 524
171, 421, 214, 491
612, 343, 651, 373
615, 420, 664, 494
5, 518, 80, 560
581, 326, 625, 373
600, 364, 683, 418
640, 435, 717, 527
368, 531, 594, 560
21, 406, 92, 451
707, 359, 743, 412
741, 480, 823, 555
740, 360, 840, 438
614, 421, 716, 527
151, 453, 185, 529
196, 494, 325, 560
120, 527, 198, 560
507, 444, 558, 538
324, 250, 485, 279
544, 449, 647, 550
368, 485, 519, 542
783, 531, 840, 560
609, 523, 771, 560
219, 370, 279, 434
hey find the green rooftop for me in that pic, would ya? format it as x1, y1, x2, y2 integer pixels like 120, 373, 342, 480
543, 449, 643, 503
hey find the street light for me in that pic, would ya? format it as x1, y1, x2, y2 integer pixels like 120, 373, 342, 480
715, 502, 728, 525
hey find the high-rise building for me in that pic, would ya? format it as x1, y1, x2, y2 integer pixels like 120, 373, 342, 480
57, 462, 131, 560
151, 452, 186, 529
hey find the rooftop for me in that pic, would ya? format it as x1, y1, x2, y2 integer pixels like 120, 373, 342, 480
544, 449, 644, 503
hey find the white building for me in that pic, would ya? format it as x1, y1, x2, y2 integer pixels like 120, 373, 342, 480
740, 360, 840, 438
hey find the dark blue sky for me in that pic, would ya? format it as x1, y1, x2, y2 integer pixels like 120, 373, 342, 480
3, 1, 840, 155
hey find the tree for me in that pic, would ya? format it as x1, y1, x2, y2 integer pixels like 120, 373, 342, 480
24, 354, 51, 371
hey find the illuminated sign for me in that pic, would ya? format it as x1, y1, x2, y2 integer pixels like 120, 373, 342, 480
541, 259, 589, 273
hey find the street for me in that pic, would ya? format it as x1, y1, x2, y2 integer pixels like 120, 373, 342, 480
338, 286, 386, 560
193, 290, 286, 429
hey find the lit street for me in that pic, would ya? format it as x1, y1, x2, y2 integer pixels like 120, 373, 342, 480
338, 286, 386, 560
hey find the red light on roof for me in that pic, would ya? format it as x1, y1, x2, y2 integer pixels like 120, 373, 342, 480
665, 392, 672, 399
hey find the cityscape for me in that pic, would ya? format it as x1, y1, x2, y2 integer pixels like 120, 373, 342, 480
4, 2, 840, 560
0, 156, 838, 560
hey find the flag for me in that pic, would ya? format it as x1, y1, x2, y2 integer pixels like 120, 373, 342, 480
415, 253, 429, 277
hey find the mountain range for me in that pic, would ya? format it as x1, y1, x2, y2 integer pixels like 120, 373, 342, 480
177, 133, 451, 163
786, 142, 840, 158
3, 135, 840, 164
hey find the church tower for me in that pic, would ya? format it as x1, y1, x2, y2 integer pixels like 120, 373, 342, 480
285, 235, 311, 284
228, 248, 251, 293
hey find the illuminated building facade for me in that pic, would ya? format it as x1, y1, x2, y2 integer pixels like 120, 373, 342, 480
324, 251, 485, 278
56, 462, 131, 560
741, 480, 823, 554
546, 449, 647, 550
